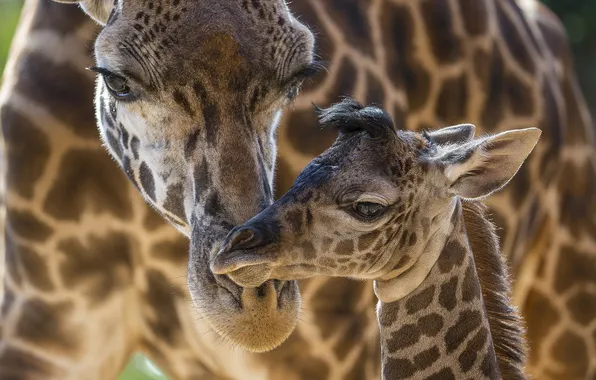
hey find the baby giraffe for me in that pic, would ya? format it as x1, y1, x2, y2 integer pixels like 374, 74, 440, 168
212, 99, 538, 379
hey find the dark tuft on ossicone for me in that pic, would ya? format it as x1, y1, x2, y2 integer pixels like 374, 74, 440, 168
314, 97, 395, 138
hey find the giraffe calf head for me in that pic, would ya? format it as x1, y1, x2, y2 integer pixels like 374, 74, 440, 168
213, 98, 541, 295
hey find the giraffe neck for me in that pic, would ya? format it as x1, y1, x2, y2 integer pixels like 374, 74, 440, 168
376, 200, 526, 380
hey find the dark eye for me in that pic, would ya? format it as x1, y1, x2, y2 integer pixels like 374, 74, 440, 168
88, 67, 132, 100
352, 202, 386, 220
103, 73, 130, 98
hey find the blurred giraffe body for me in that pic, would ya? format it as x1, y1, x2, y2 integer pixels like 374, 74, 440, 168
0, 0, 595, 379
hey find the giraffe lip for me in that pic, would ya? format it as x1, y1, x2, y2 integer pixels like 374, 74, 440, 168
213, 272, 244, 308
211, 246, 275, 275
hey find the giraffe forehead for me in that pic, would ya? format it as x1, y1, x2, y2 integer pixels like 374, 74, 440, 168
96, 0, 313, 90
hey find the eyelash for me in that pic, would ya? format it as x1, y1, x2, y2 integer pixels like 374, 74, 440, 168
87, 66, 134, 101
283, 61, 323, 99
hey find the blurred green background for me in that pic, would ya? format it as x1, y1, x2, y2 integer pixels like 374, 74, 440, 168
0, 0, 595, 379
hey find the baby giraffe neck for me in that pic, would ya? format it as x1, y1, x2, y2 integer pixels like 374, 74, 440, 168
376, 200, 526, 380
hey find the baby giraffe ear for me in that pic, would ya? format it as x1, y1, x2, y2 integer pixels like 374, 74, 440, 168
435, 128, 541, 200
53, 0, 114, 25
424, 124, 476, 145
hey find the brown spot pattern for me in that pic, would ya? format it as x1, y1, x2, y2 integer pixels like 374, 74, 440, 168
427, 368, 455, 380
335, 239, 355, 256
495, 0, 535, 73
12, 52, 97, 139
58, 232, 134, 303
163, 182, 186, 221
418, 313, 444, 336
379, 301, 400, 327
44, 149, 133, 221
549, 331, 588, 379
413, 346, 440, 371
0, 346, 63, 378
437, 239, 467, 273
510, 159, 531, 208
523, 288, 560, 364
1, 106, 51, 199
566, 290, 596, 326
6, 208, 53, 242
311, 279, 369, 338
301, 241, 316, 260
332, 313, 367, 360
554, 245, 596, 294
145, 270, 183, 345
445, 310, 482, 353
435, 74, 468, 124
558, 162, 596, 238
479, 45, 506, 131
32, 0, 92, 35
285, 209, 303, 233
461, 263, 480, 302
18, 245, 54, 291
505, 73, 534, 117
459, 326, 489, 372
405, 285, 435, 315
387, 313, 444, 353
151, 237, 189, 266
383, 357, 415, 379
420, 0, 462, 63
439, 276, 458, 311
323, 0, 374, 57
16, 299, 77, 354
380, 2, 430, 111
457, 0, 488, 36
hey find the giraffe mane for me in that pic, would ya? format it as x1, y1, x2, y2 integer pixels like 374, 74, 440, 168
462, 201, 528, 379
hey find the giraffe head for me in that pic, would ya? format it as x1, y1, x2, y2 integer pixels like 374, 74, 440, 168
213, 99, 540, 301
53, 0, 316, 351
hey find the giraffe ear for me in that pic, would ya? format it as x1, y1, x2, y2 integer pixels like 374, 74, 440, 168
53, 0, 114, 25
424, 124, 475, 145
435, 128, 541, 200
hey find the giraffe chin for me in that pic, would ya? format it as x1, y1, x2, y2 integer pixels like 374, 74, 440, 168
189, 266, 301, 353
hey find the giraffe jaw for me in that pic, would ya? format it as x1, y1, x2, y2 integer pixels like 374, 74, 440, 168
189, 230, 301, 353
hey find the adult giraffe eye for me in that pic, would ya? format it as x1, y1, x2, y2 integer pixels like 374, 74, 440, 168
88, 67, 132, 100
352, 202, 386, 220
103, 73, 130, 98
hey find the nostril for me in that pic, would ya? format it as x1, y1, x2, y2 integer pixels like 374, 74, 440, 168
226, 225, 271, 252
229, 228, 256, 250
212, 223, 276, 277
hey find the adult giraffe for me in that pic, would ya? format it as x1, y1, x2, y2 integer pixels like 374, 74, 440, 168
0, 1, 594, 380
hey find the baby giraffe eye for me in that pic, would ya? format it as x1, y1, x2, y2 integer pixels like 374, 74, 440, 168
352, 202, 386, 220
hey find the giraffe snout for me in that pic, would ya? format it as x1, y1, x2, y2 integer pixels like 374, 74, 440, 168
210, 224, 278, 286
226, 225, 272, 252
